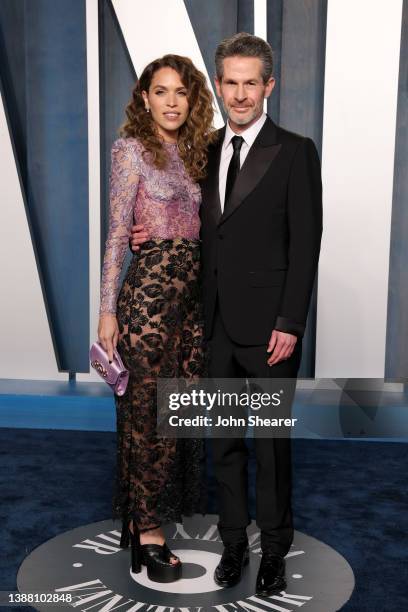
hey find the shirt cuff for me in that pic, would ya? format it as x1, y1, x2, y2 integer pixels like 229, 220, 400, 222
274, 316, 305, 338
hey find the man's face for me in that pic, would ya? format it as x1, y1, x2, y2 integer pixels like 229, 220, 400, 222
215, 56, 275, 132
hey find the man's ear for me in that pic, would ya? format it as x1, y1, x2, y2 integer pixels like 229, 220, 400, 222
264, 77, 275, 99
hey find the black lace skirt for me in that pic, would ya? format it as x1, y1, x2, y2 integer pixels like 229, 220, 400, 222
112, 238, 207, 530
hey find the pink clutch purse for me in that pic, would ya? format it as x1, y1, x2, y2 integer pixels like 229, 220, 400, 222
89, 341, 129, 396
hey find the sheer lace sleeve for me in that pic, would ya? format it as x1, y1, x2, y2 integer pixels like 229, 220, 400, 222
99, 138, 140, 315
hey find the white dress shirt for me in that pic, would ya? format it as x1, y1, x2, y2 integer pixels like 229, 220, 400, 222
218, 112, 267, 212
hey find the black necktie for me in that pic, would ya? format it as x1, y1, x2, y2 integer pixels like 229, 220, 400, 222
224, 135, 244, 213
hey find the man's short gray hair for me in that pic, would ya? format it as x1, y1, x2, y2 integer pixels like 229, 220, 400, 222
215, 32, 274, 83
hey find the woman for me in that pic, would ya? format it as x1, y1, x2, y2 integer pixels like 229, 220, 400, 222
98, 54, 216, 583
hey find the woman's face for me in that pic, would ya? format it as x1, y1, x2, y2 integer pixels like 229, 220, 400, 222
142, 67, 189, 142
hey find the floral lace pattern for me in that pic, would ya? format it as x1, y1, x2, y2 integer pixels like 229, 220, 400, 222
99, 138, 207, 530
100, 138, 201, 315
112, 239, 207, 529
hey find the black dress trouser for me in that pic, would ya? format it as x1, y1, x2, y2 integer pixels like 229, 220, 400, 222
207, 299, 302, 556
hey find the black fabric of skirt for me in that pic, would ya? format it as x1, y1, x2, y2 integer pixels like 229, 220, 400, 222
111, 238, 207, 530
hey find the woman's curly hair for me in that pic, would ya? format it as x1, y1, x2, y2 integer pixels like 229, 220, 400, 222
119, 54, 217, 181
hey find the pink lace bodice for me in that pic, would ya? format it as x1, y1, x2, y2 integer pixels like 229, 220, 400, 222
99, 137, 202, 315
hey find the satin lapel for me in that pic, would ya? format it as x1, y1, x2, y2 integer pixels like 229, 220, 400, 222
218, 117, 281, 226
205, 127, 225, 225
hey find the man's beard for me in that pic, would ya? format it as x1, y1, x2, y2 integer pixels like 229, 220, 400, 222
224, 101, 263, 126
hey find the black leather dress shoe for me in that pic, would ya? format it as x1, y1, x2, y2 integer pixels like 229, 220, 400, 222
256, 553, 286, 596
214, 541, 250, 587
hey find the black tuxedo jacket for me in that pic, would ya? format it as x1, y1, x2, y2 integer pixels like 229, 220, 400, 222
199, 115, 323, 345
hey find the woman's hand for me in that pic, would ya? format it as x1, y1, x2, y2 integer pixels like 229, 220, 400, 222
98, 314, 119, 362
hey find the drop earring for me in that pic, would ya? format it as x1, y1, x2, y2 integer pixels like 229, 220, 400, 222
145, 107, 150, 113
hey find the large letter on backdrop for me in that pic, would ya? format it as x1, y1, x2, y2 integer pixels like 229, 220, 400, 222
316, 0, 403, 378
0, 90, 66, 380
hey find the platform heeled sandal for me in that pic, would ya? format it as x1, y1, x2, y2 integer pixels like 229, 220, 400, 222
120, 520, 182, 582
119, 516, 130, 548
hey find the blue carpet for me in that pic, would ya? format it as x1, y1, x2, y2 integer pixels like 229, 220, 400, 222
1, 428, 407, 611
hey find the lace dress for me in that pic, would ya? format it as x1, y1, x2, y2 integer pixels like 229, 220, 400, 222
100, 137, 206, 531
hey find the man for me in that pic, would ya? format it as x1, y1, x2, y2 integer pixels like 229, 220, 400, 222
131, 33, 322, 595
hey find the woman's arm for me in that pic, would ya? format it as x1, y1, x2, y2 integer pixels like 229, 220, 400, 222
98, 138, 140, 359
